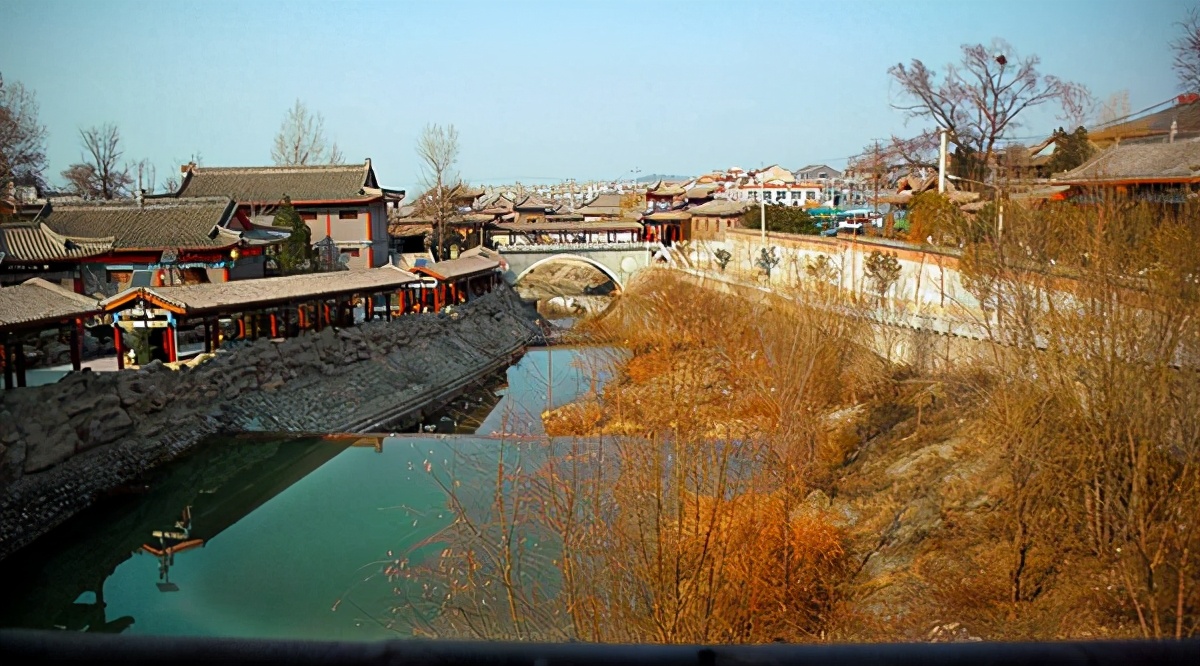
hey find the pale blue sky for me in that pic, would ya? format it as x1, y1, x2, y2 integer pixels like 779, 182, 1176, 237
2, 0, 1191, 192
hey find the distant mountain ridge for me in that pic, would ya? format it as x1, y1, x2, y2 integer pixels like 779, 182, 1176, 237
635, 173, 691, 183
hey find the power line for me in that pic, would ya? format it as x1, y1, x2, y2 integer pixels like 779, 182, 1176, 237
1092, 94, 1180, 130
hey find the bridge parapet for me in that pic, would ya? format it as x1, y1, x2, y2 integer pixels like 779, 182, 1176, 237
498, 241, 661, 253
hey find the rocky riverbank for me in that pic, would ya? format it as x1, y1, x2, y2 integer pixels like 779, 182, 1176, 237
0, 285, 536, 560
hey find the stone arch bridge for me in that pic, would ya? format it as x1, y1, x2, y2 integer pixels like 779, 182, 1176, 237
497, 244, 659, 291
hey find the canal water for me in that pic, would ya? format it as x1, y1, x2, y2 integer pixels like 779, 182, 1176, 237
0, 346, 615, 640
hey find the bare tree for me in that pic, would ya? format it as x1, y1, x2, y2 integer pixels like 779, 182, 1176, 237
60, 123, 133, 199
133, 159, 157, 195
271, 99, 343, 166
889, 39, 1091, 183
0, 73, 48, 187
415, 123, 462, 260
1174, 9, 1200, 93
1095, 90, 1131, 127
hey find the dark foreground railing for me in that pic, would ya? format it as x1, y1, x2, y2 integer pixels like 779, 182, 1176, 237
1, 630, 1196, 665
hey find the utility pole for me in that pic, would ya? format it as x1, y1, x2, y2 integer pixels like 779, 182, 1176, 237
938, 129, 948, 193
759, 175, 767, 246
872, 140, 881, 214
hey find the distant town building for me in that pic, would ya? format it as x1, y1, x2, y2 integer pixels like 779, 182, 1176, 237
794, 164, 842, 181
725, 181, 824, 206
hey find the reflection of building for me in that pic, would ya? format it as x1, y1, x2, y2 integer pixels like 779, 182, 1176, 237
0, 437, 351, 632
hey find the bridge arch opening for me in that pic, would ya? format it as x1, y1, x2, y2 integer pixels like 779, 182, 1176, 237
512, 253, 625, 293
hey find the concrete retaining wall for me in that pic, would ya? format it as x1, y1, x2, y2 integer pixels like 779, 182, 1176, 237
0, 285, 536, 559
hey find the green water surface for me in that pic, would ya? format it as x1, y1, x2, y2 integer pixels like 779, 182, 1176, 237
0, 346, 613, 640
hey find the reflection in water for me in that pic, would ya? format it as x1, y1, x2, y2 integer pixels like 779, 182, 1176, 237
0, 346, 615, 640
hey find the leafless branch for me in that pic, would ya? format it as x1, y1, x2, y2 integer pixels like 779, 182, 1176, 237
1173, 9, 1200, 93
271, 99, 344, 166
888, 39, 1092, 180
0, 73, 48, 187
416, 123, 462, 260
61, 123, 133, 199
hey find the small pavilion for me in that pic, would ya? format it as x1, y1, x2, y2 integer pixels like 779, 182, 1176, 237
0, 279, 100, 389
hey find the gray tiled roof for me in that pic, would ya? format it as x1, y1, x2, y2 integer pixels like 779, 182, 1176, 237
0, 278, 100, 330
100, 266, 419, 315
1055, 140, 1200, 183
41, 198, 239, 250
411, 256, 500, 281
176, 160, 380, 203
1091, 100, 1200, 144
512, 195, 552, 211
0, 223, 113, 263
576, 193, 623, 216
687, 200, 752, 216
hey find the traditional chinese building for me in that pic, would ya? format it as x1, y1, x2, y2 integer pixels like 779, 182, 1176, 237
1052, 140, 1200, 203
169, 160, 404, 269
642, 210, 689, 244
0, 223, 113, 288
684, 200, 751, 242
511, 195, 554, 224
0, 278, 100, 388
575, 193, 624, 221
646, 180, 686, 211
37, 197, 273, 295
1088, 94, 1200, 148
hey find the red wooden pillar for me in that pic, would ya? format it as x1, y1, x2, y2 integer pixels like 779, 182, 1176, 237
69, 319, 83, 372
167, 325, 178, 363
14, 341, 26, 388
2, 338, 13, 390
114, 326, 125, 370
270, 313, 278, 338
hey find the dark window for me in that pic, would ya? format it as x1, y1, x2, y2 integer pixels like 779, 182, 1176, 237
339, 210, 358, 219
299, 212, 317, 221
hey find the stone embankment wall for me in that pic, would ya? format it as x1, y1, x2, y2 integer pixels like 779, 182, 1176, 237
684, 228, 983, 322
0, 285, 535, 559
669, 270, 993, 373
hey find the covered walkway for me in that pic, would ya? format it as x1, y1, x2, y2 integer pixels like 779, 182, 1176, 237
409, 256, 503, 312
0, 279, 100, 389
99, 260, 501, 368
